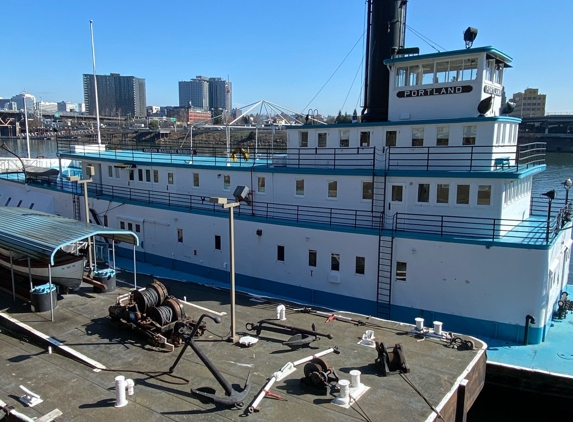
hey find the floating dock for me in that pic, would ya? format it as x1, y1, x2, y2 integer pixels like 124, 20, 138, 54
0, 273, 486, 421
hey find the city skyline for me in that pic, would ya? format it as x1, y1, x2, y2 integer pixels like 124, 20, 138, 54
2, 0, 572, 117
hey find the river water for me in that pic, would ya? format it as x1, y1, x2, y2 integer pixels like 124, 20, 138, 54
1, 138, 571, 418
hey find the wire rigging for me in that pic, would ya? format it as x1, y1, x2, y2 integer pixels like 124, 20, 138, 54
405, 24, 446, 52
300, 32, 365, 116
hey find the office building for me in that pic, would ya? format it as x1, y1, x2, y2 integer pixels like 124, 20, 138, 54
178, 76, 232, 113
83, 73, 147, 118
11, 93, 36, 112
509, 88, 546, 118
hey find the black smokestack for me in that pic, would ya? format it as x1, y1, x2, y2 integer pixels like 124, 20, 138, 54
362, 0, 406, 122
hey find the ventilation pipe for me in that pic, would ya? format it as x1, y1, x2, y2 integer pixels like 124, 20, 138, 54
276, 304, 286, 320
115, 375, 134, 408
524, 315, 535, 345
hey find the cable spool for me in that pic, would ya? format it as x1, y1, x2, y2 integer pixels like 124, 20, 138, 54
133, 280, 169, 313
147, 305, 173, 326
163, 296, 186, 321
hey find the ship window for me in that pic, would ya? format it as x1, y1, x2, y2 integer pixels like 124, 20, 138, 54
396, 262, 407, 281
168, 172, 174, 185
4, 198, 10, 206
355, 256, 365, 275
331, 253, 340, 271
193, 173, 199, 187
461, 58, 478, 81
223, 175, 230, 190
391, 185, 403, 202
318, 133, 327, 147
309, 250, 317, 267
108, 166, 113, 177
299, 131, 308, 147
362, 181, 373, 200
135, 224, 140, 233
145, 169, 151, 182
129, 169, 134, 181
396, 67, 407, 87
138, 169, 143, 181
340, 130, 350, 147
477, 185, 491, 205
128, 223, 133, 231
435, 61, 451, 83
408, 65, 422, 86
16, 200, 22, 207
103, 215, 108, 226
328, 181, 337, 198
154, 170, 159, 183
412, 127, 424, 146
417, 184, 430, 203
277, 245, 285, 262
258, 177, 266, 193
295, 179, 304, 196
456, 185, 470, 204
29, 203, 34, 209
437, 184, 449, 204
437, 126, 449, 146
120, 221, 125, 229
115, 167, 120, 178
215, 235, 221, 250
360, 132, 370, 147
177, 228, 183, 243
462, 125, 476, 145
386, 131, 397, 147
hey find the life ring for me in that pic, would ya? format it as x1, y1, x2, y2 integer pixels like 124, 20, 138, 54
230, 147, 250, 163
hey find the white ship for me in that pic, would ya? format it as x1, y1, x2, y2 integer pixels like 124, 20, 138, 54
0, 0, 571, 350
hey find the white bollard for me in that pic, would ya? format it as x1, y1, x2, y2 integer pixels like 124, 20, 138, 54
337, 379, 350, 405
415, 317, 424, 331
433, 321, 443, 335
115, 375, 127, 408
126, 379, 135, 396
350, 370, 362, 389
276, 304, 286, 320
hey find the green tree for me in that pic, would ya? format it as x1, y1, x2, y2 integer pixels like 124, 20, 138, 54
212, 108, 223, 125
148, 120, 159, 130
335, 111, 352, 124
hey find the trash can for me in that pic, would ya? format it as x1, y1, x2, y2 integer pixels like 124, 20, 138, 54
93, 268, 116, 293
30, 284, 58, 312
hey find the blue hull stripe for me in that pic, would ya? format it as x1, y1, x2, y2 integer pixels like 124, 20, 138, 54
117, 247, 544, 345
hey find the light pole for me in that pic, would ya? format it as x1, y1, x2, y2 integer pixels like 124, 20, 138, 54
209, 196, 240, 343
542, 189, 556, 243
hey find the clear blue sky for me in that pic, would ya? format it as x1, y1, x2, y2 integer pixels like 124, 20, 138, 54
4, 0, 571, 116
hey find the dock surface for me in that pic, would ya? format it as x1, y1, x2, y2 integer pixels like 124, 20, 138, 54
0, 273, 485, 422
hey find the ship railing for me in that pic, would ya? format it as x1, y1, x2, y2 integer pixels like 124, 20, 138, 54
56, 138, 376, 170
82, 182, 379, 229
391, 210, 567, 244
385, 143, 545, 171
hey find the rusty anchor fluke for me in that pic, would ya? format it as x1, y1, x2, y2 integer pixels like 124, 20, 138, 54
169, 313, 252, 408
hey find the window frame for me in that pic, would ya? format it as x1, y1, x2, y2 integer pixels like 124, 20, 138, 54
355, 256, 365, 275
299, 131, 309, 147
295, 179, 305, 197
456, 184, 470, 205
327, 180, 338, 199
309, 250, 317, 267
277, 245, 285, 262
417, 183, 430, 203
331, 253, 340, 272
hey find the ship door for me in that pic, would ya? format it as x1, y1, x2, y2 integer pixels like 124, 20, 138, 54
386, 183, 406, 228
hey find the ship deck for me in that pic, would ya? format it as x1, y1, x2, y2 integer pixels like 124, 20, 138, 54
484, 284, 573, 397
0, 266, 486, 422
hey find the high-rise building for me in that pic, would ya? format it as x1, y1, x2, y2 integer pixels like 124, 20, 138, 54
83, 73, 147, 118
178, 76, 231, 113
57, 101, 78, 113
509, 88, 546, 118
37, 101, 58, 114
208, 77, 232, 113
11, 93, 36, 112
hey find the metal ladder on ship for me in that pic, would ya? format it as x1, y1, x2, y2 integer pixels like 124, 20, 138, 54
372, 172, 393, 320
